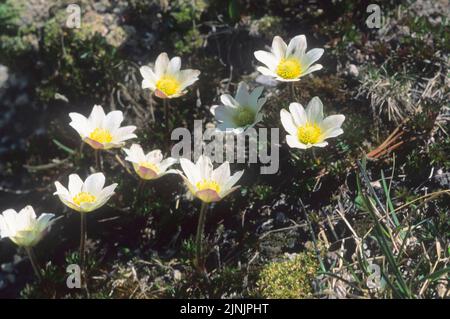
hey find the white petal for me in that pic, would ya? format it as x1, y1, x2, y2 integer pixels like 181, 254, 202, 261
69, 113, 89, 138
323, 128, 344, 139
222, 169, 244, 193
302, 48, 324, 69
178, 69, 200, 90
280, 109, 298, 136
68, 174, 83, 195
196, 155, 213, 180
235, 82, 250, 105
321, 114, 345, 131
254, 50, 278, 70
213, 105, 235, 123
146, 149, 163, 164
180, 158, 200, 185
113, 126, 137, 142
306, 97, 324, 123
89, 105, 106, 128
220, 94, 238, 108
286, 135, 307, 149
104, 110, 124, 131
0, 209, 17, 237
124, 144, 145, 163
159, 157, 178, 172
287, 35, 307, 58
210, 104, 219, 116
288, 102, 307, 126
249, 86, 264, 109
256, 66, 277, 77
37, 213, 55, 232
154, 52, 170, 77
212, 162, 230, 186
97, 183, 117, 202
271, 36, 287, 59
0, 214, 11, 238
53, 181, 69, 196
82, 173, 105, 196
168, 56, 181, 74
140, 65, 158, 83
219, 185, 240, 200
301, 64, 323, 77
313, 141, 328, 148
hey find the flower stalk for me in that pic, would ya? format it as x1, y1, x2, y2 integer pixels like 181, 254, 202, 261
194, 201, 208, 273
79, 212, 87, 284
25, 246, 43, 282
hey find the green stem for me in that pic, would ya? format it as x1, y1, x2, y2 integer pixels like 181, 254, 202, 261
80, 212, 87, 286
164, 98, 170, 147
194, 201, 208, 273
290, 82, 297, 101
95, 150, 100, 171
25, 247, 42, 282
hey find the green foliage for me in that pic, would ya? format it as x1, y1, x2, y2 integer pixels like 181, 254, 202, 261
257, 252, 319, 299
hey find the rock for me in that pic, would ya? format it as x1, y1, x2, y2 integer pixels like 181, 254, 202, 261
0, 65, 8, 88
348, 64, 359, 77
1, 262, 14, 273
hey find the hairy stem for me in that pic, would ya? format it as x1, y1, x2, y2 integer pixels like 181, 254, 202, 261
194, 201, 208, 273
26, 247, 42, 282
79, 212, 87, 286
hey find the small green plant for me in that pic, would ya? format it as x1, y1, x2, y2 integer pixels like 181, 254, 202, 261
257, 252, 319, 299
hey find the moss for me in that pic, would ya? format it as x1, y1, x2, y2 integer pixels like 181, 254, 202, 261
37, 10, 119, 103
257, 252, 319, 299
249, 15, 283, 39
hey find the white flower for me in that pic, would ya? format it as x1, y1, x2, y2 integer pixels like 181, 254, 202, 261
254, 35, 324, 82
0, 206, 55, 247
69, 105, 137, 150
123, 144, 178, 180
179, 155, 244, 203
139, 52, 200, 99
210, 82, 266, 134
280, 97, 345, 149
53, 173, 117, 213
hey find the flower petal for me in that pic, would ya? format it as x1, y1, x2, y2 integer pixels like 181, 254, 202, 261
68, 174, 83, 195
212, 161, 230, 186
288, 102, 307, 126
306, 97, 324, 123
180, 158, 201, 185
196, 155, 213, 180
82, 173, 105, 196
280, 109, 298, 136
302, 48, 324, 69
89, 105, 106, 128
69, 113, 89, 138
168, 56, 181, 74
104, 110, 124, 132
254, 50, 278, 70
287, 35, 307, 58
222, 169, 244, 194
146, 149, 163, 164
154, 52, 170, 77
271, 36, 287, 59
286, 135, 308, 149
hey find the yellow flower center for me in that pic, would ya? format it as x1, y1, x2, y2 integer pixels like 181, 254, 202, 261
232, 106, 256, 127
73, 192, 96, 206
89, 128, 112, 144
156, 75, 180, 96
297, 122, 322, 144
138, 162, 159, 173
196, 179, 221, 194
276, 58, 302, 79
